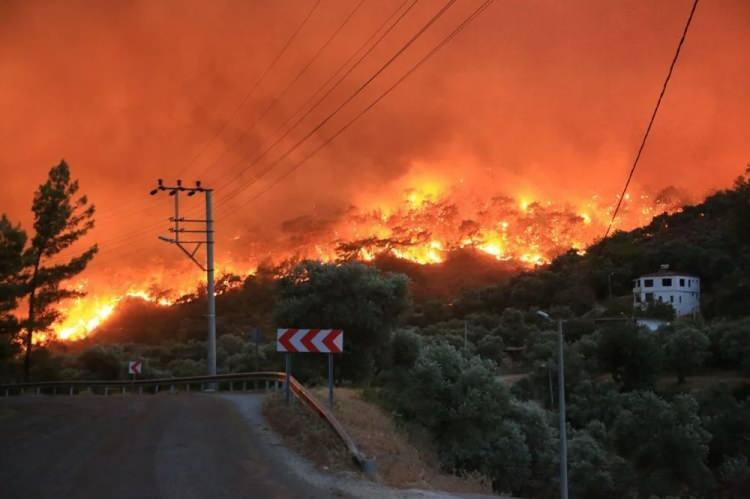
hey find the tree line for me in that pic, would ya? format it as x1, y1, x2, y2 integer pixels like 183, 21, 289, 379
0, 160, 96, 380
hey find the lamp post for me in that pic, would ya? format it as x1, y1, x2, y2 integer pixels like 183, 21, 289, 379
537, 310, 568, 499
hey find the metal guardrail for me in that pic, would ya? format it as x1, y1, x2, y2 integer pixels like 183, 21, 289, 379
0, 371, 286, 396
0, 371, 373, 472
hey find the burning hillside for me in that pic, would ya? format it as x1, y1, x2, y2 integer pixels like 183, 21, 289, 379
48, 180, 686, 342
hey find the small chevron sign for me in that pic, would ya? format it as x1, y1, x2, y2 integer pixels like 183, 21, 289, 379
276, 329, 344, 353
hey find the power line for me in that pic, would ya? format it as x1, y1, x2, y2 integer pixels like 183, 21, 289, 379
89, 1, 322, 225
192, 0, 368, 181
90, 0, 397, 253
232, 0, 496, 210
181, 0, 322, 178
216, 0, 458, 211
602, 0, 699, 240
212, 0, 419, 207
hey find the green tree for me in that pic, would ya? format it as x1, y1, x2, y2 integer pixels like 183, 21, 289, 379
568, 429, 629, 499
596, 323, 661, 390
390, 328, 421, 368
699, 384, 750, 470
612, 391, 713, 497
660, 324, 710, 383
507, 400, 559, 498
389, 343, 512, 477
0, 215, 27, 364
78, 345, 121, 379
716, 321, 750, 375
483, 420, 531, 495
274, 261, 409, 381
21, 161, 97, 380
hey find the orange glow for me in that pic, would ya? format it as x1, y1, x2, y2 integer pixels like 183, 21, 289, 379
41, 178, 684, 342
5, 1, 745, 343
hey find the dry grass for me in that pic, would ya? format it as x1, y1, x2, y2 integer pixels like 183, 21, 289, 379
263, 393, 356, 474
268, 386, 493, 495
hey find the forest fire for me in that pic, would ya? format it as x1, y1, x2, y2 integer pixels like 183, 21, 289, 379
47, 181, 685, 342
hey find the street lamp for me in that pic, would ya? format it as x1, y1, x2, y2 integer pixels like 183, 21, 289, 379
537, 310, 568, 499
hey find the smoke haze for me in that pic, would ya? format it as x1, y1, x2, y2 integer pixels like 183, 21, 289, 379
1, 0, 748, 307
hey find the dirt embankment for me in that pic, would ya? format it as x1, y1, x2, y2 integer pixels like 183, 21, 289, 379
263, 387, 493, 496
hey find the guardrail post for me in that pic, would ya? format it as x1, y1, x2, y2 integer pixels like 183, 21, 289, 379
53, 387, 57, 396
69, 386, 73, 396
4, 388, 8, 397
36, 387, 40, 396
170, 384, 175, 394
122, 386, 126, 395
265, 380, 269, 391
201, 383, 205, 391
138, 386, 143, 395
104, 387, 109, 396
186, 384, 191, 393
242, 381, 247, 391
229, 382, 233, 392
155, 385, 159, 394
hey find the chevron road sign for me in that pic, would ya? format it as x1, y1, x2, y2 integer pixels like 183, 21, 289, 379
127, 360, 142, 375
276, 329, 344, 353
277, 329, 344, 409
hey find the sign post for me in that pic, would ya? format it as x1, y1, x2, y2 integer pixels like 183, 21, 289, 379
328, 353, 334, 408
250, 327, 263, 371
285, 353, 291, 404
276, 329, 344, 408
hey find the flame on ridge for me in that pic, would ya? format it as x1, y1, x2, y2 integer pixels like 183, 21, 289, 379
46, 181, 685, 342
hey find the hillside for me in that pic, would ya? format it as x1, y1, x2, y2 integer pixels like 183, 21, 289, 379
457, 171, 750, 319
74, 170, 750, 345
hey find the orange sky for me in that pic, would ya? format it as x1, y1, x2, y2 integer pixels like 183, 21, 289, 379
1, 0, 748, 294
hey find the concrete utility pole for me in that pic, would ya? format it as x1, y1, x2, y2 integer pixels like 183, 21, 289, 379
151, 179, 216, 378
536, 310, 569, 499
556, 317, 568, 499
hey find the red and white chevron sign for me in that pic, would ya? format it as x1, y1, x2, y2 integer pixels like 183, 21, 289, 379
127, 360, 142, 375
276, 329, 344, 353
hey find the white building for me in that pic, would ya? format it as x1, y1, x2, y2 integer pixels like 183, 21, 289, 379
633, 265, 700, 317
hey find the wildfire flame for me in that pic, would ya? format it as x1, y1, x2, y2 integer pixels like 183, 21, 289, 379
47, 181, 685, 342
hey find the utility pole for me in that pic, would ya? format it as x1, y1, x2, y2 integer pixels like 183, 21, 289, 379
536, 311, 569, 499
557, 317, 568, 499
151, 179, 216, 379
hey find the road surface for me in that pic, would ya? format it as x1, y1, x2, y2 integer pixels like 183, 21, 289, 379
0, 394, 330, 499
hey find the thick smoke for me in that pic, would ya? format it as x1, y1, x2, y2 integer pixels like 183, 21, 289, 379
1, 0, 748, 296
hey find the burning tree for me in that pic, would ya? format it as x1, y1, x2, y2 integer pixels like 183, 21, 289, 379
20, 160, 97, 380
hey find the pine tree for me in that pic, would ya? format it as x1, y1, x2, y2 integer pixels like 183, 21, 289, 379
0, 215, 27, 361
22, 160, 97, 380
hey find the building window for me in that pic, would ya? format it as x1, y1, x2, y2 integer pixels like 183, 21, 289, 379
670, 295, 674, 303
679, 296, 682, 303
662, 278, 672, 286
680, 278, 685, 287
645, 292, 654, 302
688, 280, 691, 287
657, 295, 663, 303
644, 279, 654, 288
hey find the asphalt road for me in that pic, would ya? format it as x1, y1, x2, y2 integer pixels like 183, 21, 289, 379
0, 394, 330, 499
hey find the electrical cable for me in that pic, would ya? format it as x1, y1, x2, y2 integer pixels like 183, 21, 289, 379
602, 0, 699, 240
